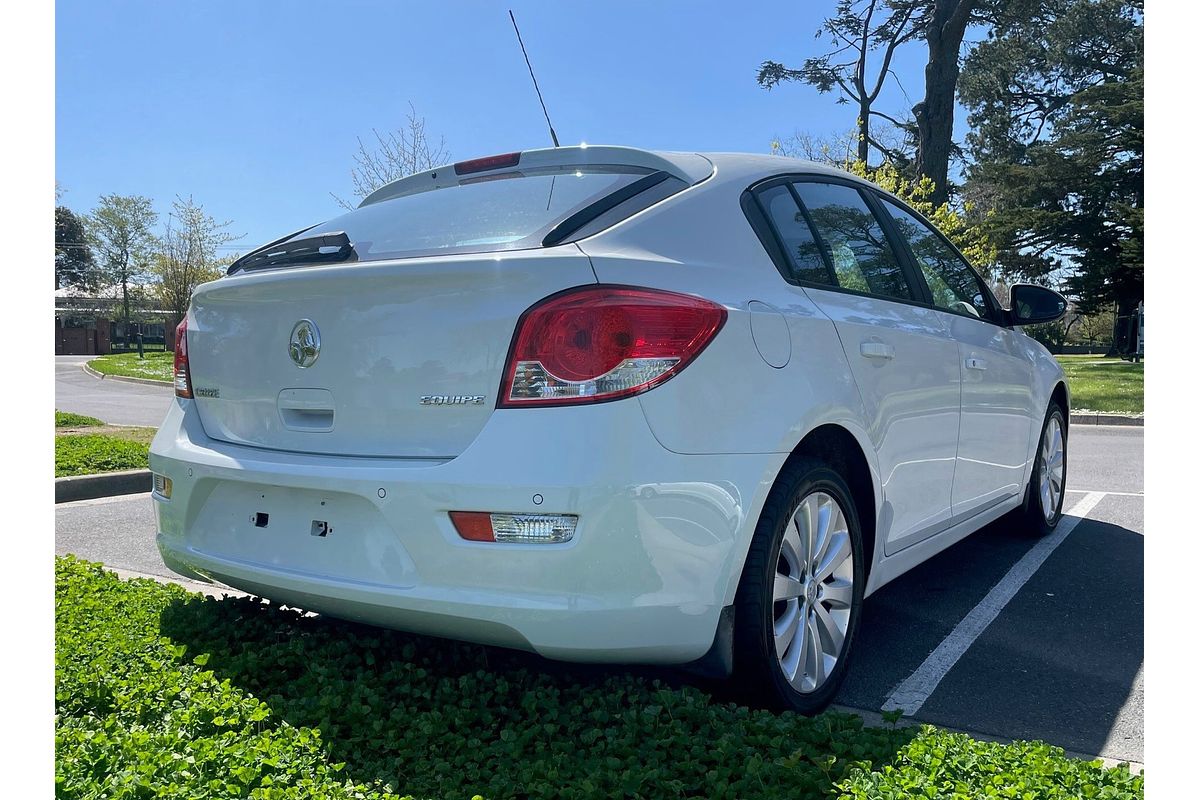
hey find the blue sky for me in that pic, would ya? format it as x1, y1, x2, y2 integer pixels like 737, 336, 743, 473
56, 0, 954, 251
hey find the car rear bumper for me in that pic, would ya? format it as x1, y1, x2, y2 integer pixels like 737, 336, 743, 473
149, 398, 780, 663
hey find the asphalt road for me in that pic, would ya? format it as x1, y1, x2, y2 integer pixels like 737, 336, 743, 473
55, 355, 173, 427
55, 423, 1143, 765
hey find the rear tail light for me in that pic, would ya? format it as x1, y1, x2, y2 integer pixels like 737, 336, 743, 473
174, 317, 192, 398
450, 512, 578, 544
499, 286, 726, 407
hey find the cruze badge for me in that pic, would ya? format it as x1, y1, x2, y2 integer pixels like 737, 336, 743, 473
289, 320, 321, 368
421, 395, 486, 406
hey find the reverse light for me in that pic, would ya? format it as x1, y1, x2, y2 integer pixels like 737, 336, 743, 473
499, 286, 726, 407
173, 317, 192, 398
152, 474, 173, 500
450, 512, 578, 544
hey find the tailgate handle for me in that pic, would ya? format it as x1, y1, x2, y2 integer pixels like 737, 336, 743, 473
278, 388, 335, 432
859, 341, 895, 360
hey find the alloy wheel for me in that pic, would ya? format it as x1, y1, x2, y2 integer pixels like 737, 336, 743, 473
1039, 415, 1065, 522
772, 491, 855, 693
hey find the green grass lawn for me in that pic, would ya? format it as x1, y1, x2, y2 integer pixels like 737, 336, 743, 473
55, 410, 105, 427
1054, 355, 1144, 414
87, 350, 174, 382
55, 556, 1142, 799
54, 411, 154, 476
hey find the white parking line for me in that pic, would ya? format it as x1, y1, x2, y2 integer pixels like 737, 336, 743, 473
881, 491, 1107, 716
1067, 489, 1143, 497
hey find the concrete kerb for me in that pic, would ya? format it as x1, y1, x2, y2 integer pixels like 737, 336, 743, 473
1069, 412, 1144, 427
81, 361, 173, 389
56, 469, 152, 503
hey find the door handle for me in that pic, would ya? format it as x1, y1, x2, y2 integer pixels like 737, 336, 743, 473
965, 356, 988, 371
859, 341, 895, 360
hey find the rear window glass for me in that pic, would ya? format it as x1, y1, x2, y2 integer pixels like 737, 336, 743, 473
290, 165, 656, 262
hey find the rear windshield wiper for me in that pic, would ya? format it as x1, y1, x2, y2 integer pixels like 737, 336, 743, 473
228, 231, 357, 275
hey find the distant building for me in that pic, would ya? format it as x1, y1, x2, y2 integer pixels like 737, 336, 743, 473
54, 283, 174, 355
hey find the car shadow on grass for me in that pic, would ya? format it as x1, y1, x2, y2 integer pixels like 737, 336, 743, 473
159, 595, 917, 799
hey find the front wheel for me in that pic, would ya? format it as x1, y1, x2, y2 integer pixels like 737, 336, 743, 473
733, 459, 864, 714
1023, 402, 1068, 536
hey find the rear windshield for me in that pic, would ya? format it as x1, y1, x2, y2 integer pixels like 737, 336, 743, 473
289, 165, 667, 263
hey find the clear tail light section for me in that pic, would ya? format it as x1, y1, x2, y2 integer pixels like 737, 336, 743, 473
174, 317, 192, 398
499, 285, 726, 407
449, 512, 578, 544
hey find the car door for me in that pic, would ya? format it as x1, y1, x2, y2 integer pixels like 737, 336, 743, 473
877, 197, 1036, 518
753, 179, 962, 553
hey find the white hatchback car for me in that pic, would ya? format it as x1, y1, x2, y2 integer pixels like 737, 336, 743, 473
150, 146, 1069, 713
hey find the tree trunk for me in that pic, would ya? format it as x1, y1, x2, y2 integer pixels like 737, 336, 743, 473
1108, 295, 1140, 358
858, 99, 871, 164
915, 0, 974, 208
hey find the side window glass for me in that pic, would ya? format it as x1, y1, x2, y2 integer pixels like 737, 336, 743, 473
756, 185, 833, 286
792, 182, 913, 301
882, 200, 991, 320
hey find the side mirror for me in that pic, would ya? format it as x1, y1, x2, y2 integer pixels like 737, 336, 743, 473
1009, 284, 1068, 326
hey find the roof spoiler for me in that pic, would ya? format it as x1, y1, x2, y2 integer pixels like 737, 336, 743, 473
358, 145, 714, 208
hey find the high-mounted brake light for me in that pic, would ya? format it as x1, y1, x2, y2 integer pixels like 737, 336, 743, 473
454, 152, 521, 176
174, 317, 193, 398
499, 286, 726, 407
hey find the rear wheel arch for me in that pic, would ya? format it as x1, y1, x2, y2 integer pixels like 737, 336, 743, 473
782, 424, 878, 583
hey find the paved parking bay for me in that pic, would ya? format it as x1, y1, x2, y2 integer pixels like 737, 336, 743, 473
55, 425, 1143, 764
55, 355, 173, 427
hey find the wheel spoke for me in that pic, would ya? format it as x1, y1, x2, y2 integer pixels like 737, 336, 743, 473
774, 601, 800, 659
781, 520, 804, 577
814, 531, 851, 581
805, 612, 826, 688
792, 500, 816, 571
819, 577, 853, 609
813, 601, 845, 657
784, 608, 808, 683
774, 571, 804, 601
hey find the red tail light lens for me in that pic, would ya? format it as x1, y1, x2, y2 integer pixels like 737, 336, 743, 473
174, 317, 192, 398
499, 286, 726, 407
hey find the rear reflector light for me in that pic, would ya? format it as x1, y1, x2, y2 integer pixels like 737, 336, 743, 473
454, 152, 521, 175
499, 286, 726, 407
174, 317, 192, 398
449, 512, 577, 544
152, 474, 173, 499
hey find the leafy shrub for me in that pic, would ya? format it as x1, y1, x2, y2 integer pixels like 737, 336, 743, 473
55, 557, 1142, 799
835, 727, 1143, 799
56, 410, 105, 427
55, 434, 149, 477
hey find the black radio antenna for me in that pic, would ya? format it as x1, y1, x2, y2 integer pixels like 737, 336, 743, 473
509, 9, 560, 147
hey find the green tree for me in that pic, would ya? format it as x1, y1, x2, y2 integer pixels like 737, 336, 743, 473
758, 1, 923, 167
55, 205, 95, 290
87, 194, 159, 327
153, 196, 242, 320
960, 1, 1142, 334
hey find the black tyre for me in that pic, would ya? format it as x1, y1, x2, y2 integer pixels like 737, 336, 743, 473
1022, 402, 1068, 536
733, 458, 865, 714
